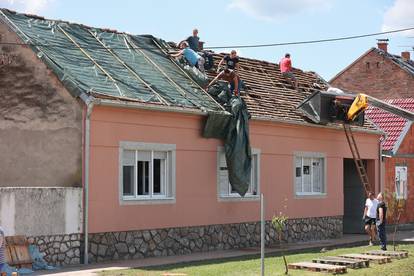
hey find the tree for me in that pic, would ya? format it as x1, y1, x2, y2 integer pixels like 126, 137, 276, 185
272, 213, 288, 274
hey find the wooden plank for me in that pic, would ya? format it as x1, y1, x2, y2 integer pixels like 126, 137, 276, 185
364, 250, 408, 259
313, 256, 369, 268
5, 235, 28, 245
339, 253, 391, 264
5, 235, 33, 268
324, 256, 370, 267
288, 261, 347, 274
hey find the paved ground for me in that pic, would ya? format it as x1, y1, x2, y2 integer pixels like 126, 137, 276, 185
33, 230, 414, 276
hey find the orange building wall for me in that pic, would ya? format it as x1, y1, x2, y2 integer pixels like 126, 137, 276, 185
383, 125, 414, 224
88, 106, 380, 233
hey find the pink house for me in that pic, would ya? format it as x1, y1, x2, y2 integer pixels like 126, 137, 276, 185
0, 9, 381, 265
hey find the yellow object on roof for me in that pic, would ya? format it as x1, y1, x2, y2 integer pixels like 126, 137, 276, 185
347, 94, 368, 121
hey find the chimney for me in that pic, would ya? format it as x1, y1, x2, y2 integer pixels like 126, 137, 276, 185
401, 51, 411, 61
377, 39, 389, 52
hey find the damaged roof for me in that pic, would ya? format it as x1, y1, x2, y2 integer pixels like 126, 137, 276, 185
366, 98, 414, 152
374, 48, 414, 76
207, 54, 329, 122
0, 9, 222, 111
1, 9, 378, 132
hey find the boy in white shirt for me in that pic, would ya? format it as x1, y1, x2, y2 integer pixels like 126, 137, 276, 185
363, 192, 379, 246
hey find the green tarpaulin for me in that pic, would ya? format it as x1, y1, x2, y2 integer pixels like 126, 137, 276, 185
204, 84, 252, 196
0, 9, 221, 111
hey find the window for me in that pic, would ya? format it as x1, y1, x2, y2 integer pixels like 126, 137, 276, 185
395, 166, 407, 199
120, 142, 175, 202
217, 148, 260, 199
294, 153, 326, 196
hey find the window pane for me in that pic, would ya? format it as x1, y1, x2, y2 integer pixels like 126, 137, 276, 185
250, 154, 257, 195
137, 161, 149, 195
153, 158, 166, 195
295, 157, 302, 193
302, 157, 312, 193
123, 166, 134, 196
312, 158, 323, 193
395, 166, 407, 199
219, 152, 230, 195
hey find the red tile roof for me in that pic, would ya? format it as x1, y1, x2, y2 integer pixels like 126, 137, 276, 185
365, 98, 414, 151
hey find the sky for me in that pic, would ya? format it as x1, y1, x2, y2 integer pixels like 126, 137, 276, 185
1, 0, 414, 80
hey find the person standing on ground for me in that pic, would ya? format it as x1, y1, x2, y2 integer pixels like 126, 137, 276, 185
217, 50, 240, 72
363, 191, 379, 246
170, 41, 205, 72
279, 53, 298, 90
207, 68, 241, 96
0, 226, 5, 272
186, 28, 200, 52
376, 193, 387, 250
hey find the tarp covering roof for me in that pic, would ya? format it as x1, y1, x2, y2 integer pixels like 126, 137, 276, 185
0, 9, 222, 111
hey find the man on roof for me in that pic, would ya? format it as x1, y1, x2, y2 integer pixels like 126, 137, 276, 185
217, 50, 240, 73
279, 53, 298, 90
186, 28, 200, 52
207, 67, 241, 96
170, 41, 205, 72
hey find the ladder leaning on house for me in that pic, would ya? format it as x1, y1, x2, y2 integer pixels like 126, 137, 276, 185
343, 124, 370, 195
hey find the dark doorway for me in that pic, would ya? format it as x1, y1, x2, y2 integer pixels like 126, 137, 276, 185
343, 158, 366, 233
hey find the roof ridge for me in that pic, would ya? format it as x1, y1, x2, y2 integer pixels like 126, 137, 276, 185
0, 8, 129, 35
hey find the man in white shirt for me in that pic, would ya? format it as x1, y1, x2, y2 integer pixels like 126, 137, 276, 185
363, 192, 379, 246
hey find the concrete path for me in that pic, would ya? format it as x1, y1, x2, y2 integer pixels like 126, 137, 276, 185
33, 230, 414, 276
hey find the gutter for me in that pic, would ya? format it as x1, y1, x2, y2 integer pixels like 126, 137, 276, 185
79, 93, 94, 265
96, 99, 383, 135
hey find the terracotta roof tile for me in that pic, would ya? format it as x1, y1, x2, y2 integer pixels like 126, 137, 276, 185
366, 98, 414, 151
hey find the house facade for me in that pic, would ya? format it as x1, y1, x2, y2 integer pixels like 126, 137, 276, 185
330, 41, 414, 99
0, 9, 381, 265
330, 42, 414, 226
365, 99, 414, 225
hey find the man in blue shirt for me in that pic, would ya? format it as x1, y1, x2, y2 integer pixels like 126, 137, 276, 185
170, 41, 205, 72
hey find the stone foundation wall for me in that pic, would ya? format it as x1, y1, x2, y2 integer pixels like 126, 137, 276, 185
28, 233, 82, 266
25, 216, 342, 265
87, 216, 342, 263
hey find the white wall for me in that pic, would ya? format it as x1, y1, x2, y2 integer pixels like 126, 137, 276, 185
0, 187, 82, 236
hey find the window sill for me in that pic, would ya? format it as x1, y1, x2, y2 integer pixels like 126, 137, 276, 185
120, 197, 176, 205
218, 195, 260, 202
294, 193, 327, 199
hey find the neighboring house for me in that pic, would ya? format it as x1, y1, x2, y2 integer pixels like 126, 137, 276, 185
330, 41, 414, 226
365, 99, 414, 225
0, 9, 381, 265
330, 41, 414, 99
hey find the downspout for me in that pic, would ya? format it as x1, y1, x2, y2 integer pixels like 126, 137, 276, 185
379, 139, 383, 193
79, 93, 94, 265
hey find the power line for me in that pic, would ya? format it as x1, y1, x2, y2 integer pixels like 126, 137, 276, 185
0, 27, 414, 50
205, 27, 414, 49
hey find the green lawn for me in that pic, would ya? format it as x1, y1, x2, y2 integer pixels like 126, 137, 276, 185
100, 244, 414, 276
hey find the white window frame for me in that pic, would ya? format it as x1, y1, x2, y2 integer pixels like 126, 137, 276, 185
217, 147, 260, 201
395, 165, 408, 199
119, 141, 176, 205
294, 152, 327, 197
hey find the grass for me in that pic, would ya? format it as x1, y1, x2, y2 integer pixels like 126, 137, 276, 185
100, 244, 414, 276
